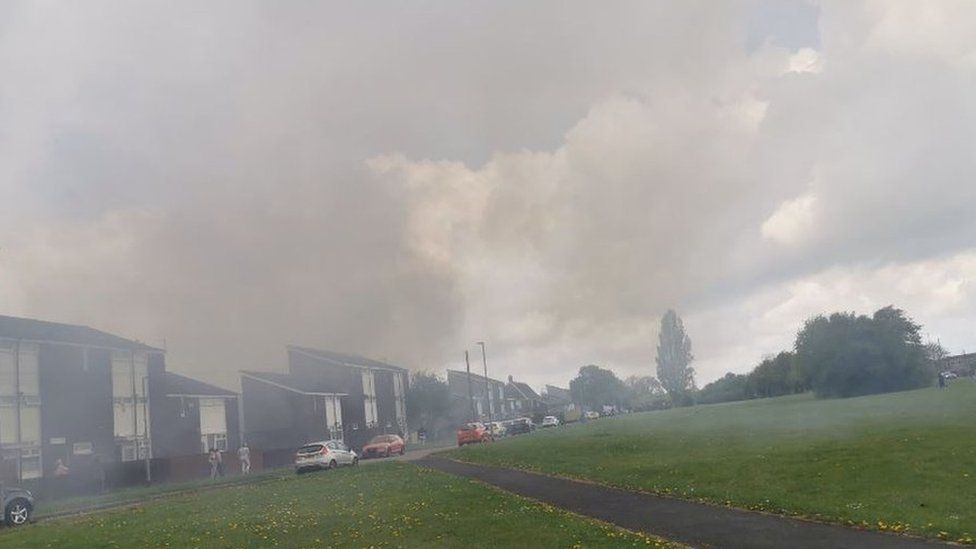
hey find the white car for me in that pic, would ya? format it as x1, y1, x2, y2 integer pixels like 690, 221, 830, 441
488, 421, 508, 437
541, 416, 560, 428
295, 440, 358, 474
584, 411, 600, 420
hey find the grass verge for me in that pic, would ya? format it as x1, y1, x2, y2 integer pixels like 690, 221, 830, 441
2, 462, 680, 548
445, 381, 976, 544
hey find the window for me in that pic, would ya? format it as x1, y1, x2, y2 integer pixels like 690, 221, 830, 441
362, 370, 378, 426
112, 351, 150, 445
199, 398, 227, 435
201, 433, 227, 453
392, 372, 406, 421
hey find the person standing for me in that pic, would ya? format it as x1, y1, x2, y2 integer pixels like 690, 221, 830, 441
208, 448, 220, 480
237, 443, 251, 475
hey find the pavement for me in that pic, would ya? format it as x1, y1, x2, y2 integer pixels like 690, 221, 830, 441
416, 456, 950, 549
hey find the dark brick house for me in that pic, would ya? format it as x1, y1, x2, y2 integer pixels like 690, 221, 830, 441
504, 375, 545, 417
0, 315, 165, 482
156, 372, 240, 458
447, 369, 506, 423
240, 346, 408, 452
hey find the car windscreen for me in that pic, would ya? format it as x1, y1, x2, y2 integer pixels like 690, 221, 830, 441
370, 435, 396, 444
298, 444, 324, 454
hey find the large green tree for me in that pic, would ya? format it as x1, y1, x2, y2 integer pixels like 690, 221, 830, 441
569, 365, 628, 410
795, 306, 933, 398
656, 309, 695, 406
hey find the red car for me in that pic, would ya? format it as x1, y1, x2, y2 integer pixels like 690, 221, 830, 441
361, 434, 406, 458
456, 422, 492, 446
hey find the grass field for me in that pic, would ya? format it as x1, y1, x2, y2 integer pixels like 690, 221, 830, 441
1, 462, 678, 548
447, 381, 976, 544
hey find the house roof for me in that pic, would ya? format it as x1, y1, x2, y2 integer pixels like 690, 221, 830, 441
240, 370, 349, 396
545, 385, 572, 404
508, 379, 541, 401
0, 314, 161, 352
164, 372, 236, 398
288, 345, 408, 373
446, 369, 504, 386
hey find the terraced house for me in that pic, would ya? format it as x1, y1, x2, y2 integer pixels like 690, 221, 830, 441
0, 315, 165, 482
241, 346, 408, 452
447, 369, 507, 422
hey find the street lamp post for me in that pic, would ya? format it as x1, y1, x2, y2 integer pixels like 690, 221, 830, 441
465, 351, 475, 422
477, 342, 492, 433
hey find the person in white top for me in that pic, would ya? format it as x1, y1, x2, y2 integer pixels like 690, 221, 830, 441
238, 443, 251, 475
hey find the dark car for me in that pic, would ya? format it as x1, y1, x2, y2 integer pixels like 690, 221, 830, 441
2, 485, 34, 527
506, 418, 534, 436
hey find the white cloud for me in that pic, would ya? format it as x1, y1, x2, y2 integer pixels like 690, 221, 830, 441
761, 190, 818, 245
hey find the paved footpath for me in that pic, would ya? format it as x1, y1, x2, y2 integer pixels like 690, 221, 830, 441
416, 457, 949, 549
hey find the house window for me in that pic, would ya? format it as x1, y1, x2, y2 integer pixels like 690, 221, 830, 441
392, 373, 406, 422
201, 433, 228, 453
362, 370, 378, 426
119, 438, 150, 462
112, 351, 150, 453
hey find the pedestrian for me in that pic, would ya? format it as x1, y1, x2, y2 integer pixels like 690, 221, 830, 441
238, 443, 250, 475
208, 448, 220, 480
54, 458, 70, 476
938, 372, 946, 389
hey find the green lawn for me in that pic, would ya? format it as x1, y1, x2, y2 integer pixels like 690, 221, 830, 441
2, 462, 677, 548
446, 381, 976, 544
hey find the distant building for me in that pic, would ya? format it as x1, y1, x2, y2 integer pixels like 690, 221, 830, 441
942, 353, 976, 376
241, 346, 408, 452
447, 369, 506, 422
156, 372, 239, 458
504, 375, 544, 416
0, 315, 164, 482
543, 384, 582, 422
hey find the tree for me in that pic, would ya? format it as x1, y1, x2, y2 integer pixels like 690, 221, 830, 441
748, 352, 807, 398
656, 309, 695, 406
569, 365, 628, 410
405, 371, 451, 438
795, 306, 933, 398
697, 372, 752, 404
624, 375, 668, 411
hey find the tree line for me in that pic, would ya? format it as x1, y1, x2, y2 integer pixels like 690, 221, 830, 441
405, 305, 946, 434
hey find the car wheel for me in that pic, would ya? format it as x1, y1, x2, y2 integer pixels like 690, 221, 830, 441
4, 499, 31, 527
329, 459, 338, 470
400, 447, 406, 456
352, 457, 359, 466
383, 449, 390, 458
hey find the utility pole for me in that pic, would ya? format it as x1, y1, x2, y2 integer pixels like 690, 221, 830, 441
142, 376, 151, 483
477, 342, 492, 431
465, 350, 475, 422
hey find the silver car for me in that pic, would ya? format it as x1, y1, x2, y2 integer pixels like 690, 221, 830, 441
295, 440, 358, 474
2, 485, 34, 527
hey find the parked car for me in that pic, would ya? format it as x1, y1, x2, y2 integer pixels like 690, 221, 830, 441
506, 417, 534, 436
541, 415, 560, 428
295, 440, 358, 473
487, 421, 507, 437
584, 410, 600, 420
2, 485, 33, 527
361, 434, 406, 458
457, 422, 492, 446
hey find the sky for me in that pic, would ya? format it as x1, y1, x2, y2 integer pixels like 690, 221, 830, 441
3, 1, 976, 391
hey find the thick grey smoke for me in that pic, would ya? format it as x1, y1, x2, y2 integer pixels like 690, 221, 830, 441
3, 1, 976, 388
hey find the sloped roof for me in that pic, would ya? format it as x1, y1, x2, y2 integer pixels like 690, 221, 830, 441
446, 369, 505, 385
288, 345, 408, 373
0, 315, 161, 351
164, 372, 236, 398
545, 385, 572, 401
241, 370, 348, 396
508, 379, 541, 401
